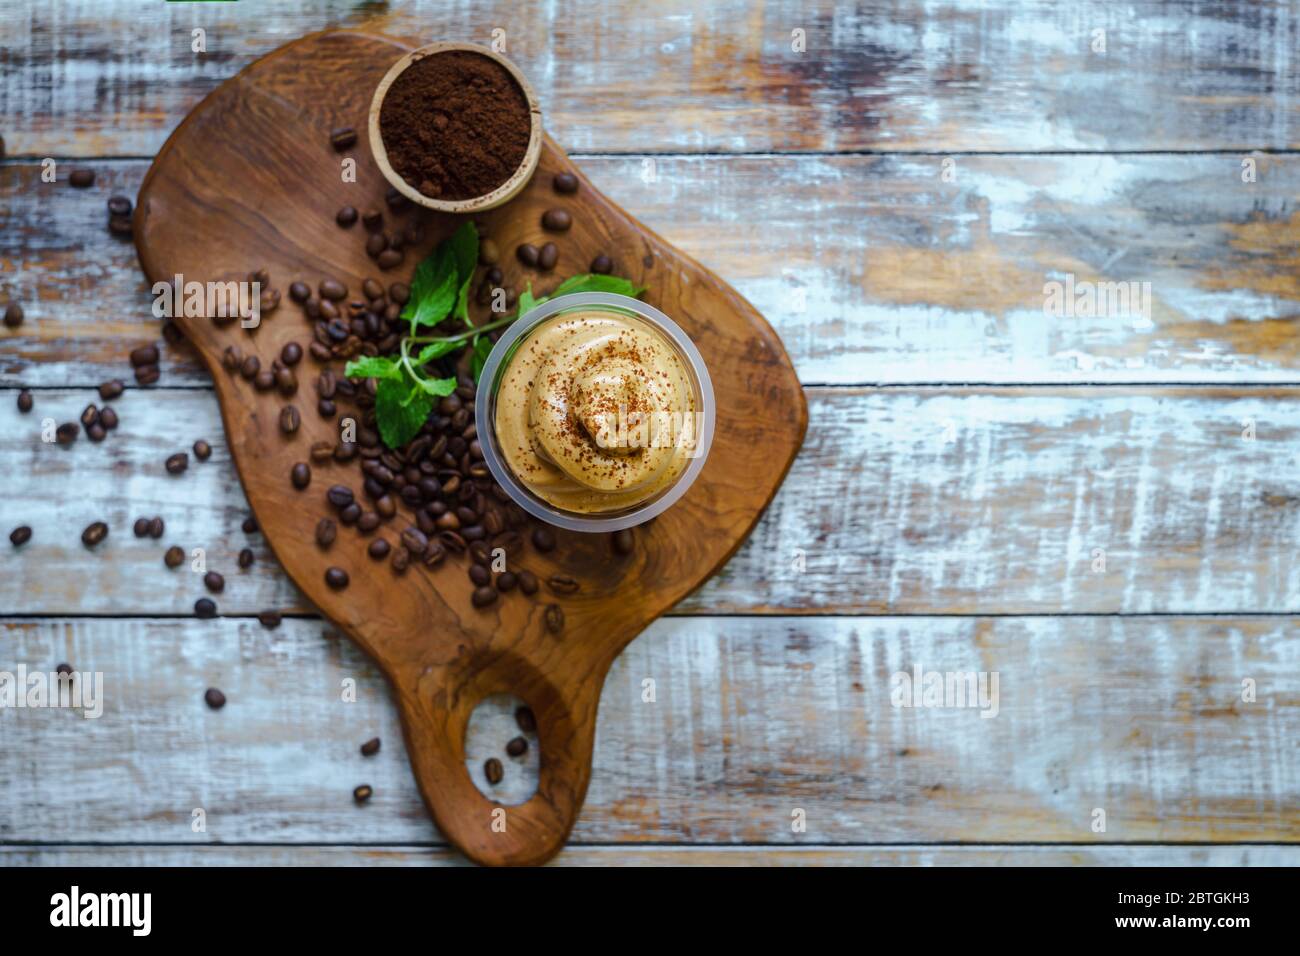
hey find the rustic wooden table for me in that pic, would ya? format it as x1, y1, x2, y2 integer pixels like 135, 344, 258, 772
1, 1, 1297, 866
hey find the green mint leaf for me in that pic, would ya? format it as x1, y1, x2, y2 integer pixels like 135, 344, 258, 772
402, 244, 458, 332
412, 373, 458, 398
448, 221, 478, 286
375, 377, 433, 449
344, 355, 403, 380
471, 335, 494, 383
517, 283, 540, 316
415, 340, 461, 365
454, 273, 473, 328
549, 274, 646, 299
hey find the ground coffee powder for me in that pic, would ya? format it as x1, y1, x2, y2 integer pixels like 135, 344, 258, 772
379, 50, 531, 201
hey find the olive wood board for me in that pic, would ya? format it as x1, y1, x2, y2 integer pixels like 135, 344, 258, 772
134, 30, 806, 866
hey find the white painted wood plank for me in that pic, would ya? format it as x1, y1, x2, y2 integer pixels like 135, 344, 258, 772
1, 616, 1295, 844
4, 845, 1296, 867
5, 155, 1300, 388
4, 388, 1300, 615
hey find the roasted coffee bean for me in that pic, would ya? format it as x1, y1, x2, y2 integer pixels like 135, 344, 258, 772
422, 539, 447, 567
591, 254, 613, 274
542, 208, 572, 231
202, 571, 224, 594
362, 208, 384, 231
361, 737, 381, 757
319, 279, 347, 301
109, 213, 134, 236
310, 440, 333, 462
364, 537, 390, 561
10, 525, 32, 547
330, 127, 357, 151
497, 571, 518, 592
469, 563, 490, 587
384, 185, 408, 210
16, 389, 32, 413
538, 242, 558, 271
162, 320, 185, 346
333, 441, 357, 463
107, 195, 132, 217
242, 515, 259, 534
258, 610, 281, 629
553, 171, 579, 194
361, 278, 383, 300
439, 530, 467, 553
165, 452, 189, 474
483, 758, 504, 785
238, 548, 254, 569
544, 603, 565, 635
290, 462, 311, 489
280, 341, 303, 366
3, 302, 23, 328
469, 540, 491, 565
86, 422, 106, 442
391, 546, 410, 574
388, 281, 410, 305
99, 406, 118, 430
221, 346, 241, 372
548, 574, 580, 595
204, 687, 226, 709
478, 237, 500, 265
164, 545, 184, 568
472, 585, 498, 608
193, 439, 212, 461
130, 344, 159, 367
134, 363, 160, 385
315, 518, 337, 548
377, 248, 403, 270
353, 784, 373, 804
455, 505, 477, 526
462, 524, 486, 542
400, 526, 428, 557
275, 367, 298, 395
364, 233, 387, 259
357, 512, 380, 533
55, 422, 79, 445
80, 403, 99, 429
531, 527, 556, 552
515, 705, 537, 733
289, 281, 311, 303
240, 355, 260, 380
128, 515, 146, 539
79, 521, 108, 548
336, 205, 358, 227
435, 511, 460, 532
318, 398, 336, 418
339, 503, 361, 525
69, 168, 95, 188
516, 242, 539, 267
280, 404, 301, 435
99, 379, 125, 400
325, 567, 350, 590
309, 341, 331, 362
149, 517, 164, 539
255, 369, 276, 391
505, 736, 528, 757
195, 597, 218, 619
612, 528, 634, 555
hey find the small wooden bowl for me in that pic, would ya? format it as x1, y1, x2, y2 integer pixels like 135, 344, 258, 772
368, 42, 543, 213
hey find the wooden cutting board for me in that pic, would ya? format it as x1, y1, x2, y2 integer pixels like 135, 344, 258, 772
134, 31, 806, 866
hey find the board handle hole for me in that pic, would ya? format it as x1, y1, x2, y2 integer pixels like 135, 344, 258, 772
463, 693, 540, 806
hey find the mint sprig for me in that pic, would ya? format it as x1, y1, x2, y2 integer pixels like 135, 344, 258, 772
346, 224, 646, 450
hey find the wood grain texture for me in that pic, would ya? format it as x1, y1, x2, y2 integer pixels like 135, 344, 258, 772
129, 30, 804, 866
1, 616, 1295, 845
4, 1, 1300, 156
6, 153, 1300, 388
5, 387, 1300, 616
6, 845, 1298, 867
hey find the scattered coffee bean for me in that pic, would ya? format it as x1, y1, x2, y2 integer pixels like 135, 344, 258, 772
516, 242, 539, 267
130, 344, 160, 367
400, 526, 428, 558
203, 571, 225, 594
55, 422, 79, 445
336, 205, 358, 227
544, 603, 565, 634
240, 355, 260, 380
478, 238, 500, 265
506, 736, 528, 757
327, 485, 355, 508
165, 452, 189, 475
79, 404, 99, 428
195, 598, 217, 619
515, 706, 536, 733
107, 195, 132, 216
99, 406, 118, 429
281, 341, 303, 366
55, 662, 73, 677
553, 171, 579, 194
242, 515, 259, 534
384, 186, 408, 210
4, 302, 24, 328
353, 784, 373, 804
133, 517, 150, 537
319, 279, 347, 301
86, 422, 106, 442
391, 546, 410, 575
377, 248, 403, 270
591, 254, 612, 274
472, 585, 498, 607
164, 545, 184, 568
255, 369, 276, 391
518, 570, 539, 596
108, 214, 133, 236
362, 209, 384, 232
280, 405, 301, 434
275, 367, 298, 395
484, 758, 504, 785
148, 517, 164, 539
364, 233, 387, 258
315, 518, 337, 548
134, 364, 160, 385
368, 538, 391, 560
69, 168, 95, 188
161, 320, 185, 346
204, 687, 227, 710
258, 610, 282, 629
361, 737, 381, 757
531, 527, 556, 552
17, 389, 32, 413
98, 379, 124, 400
548, 574, 580, 595
330, 127, 358, 151
291, 462, 311, 489
10, 525, 32, 547
193, 439, 212, 461
612, 528, 634, 555
538, 242, 558, 271
80, 521, 108, 548
388, 282, 410, 305
469, 563, 490, 587
497, 571, 518, 592
289, 281, 311, 303
325, 567, 349, 589
542, 208, 572, 231
238, 548, 254, 569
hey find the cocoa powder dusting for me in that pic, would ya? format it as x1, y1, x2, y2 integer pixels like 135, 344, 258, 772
379, 51, 531, 201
